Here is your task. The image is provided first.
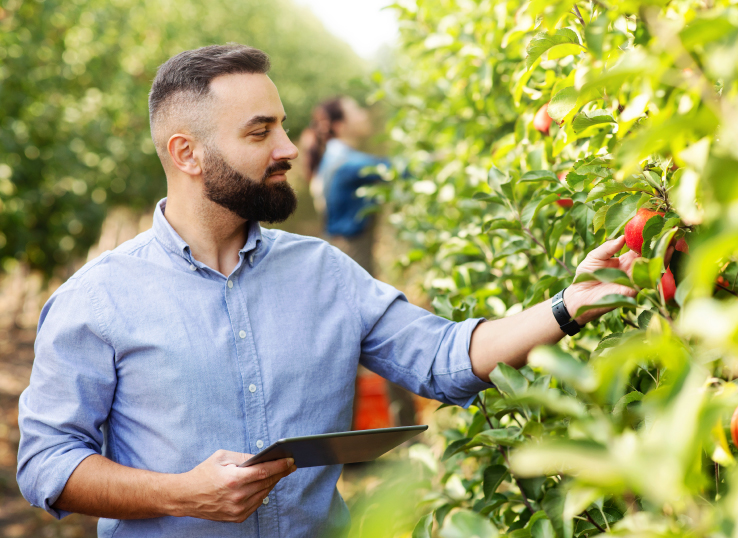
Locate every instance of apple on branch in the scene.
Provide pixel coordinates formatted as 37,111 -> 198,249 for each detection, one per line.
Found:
534,103 -> 553,135
555,171 -> 573,207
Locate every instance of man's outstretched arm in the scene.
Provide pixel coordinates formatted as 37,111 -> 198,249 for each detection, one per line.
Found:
469,236 -> 646,381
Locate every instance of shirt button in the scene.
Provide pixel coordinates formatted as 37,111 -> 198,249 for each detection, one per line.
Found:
262,496 -> 269,505
239,330 -> 246,339
189,264 -> 197,271
249,254 -> 255,264
227,280 -> 233,289
256,440 -> 264,449
249,384 -> 257,393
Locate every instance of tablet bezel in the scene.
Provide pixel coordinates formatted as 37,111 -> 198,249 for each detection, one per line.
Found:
238,425 -> 428,468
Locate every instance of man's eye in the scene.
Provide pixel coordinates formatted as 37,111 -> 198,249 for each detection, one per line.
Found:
254,130 -> 270,137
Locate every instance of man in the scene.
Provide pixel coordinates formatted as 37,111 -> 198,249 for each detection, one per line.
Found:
17,44 -> 639,537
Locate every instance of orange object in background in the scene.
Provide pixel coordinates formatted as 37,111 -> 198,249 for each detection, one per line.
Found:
353,371 -> 392,430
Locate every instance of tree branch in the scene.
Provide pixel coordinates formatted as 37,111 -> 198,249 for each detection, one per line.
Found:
522,225 -> 575,277
716,282 -> 738,297
584,510 -> 607,533
573,4 -> 586,26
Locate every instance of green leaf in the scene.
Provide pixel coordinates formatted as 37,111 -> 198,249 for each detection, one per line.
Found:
637,309 -> 654,329
522,193 -> 561,226
432,296 -> 455,319
653,227 -> 678,261
489,363 -> 529,395
520,170 -> 559,182
572,110 -> 615,133
573,268 -> 633,287
531,518 -> 555,538
484,218 -> 522,233
542,488 -> 572,538
509,389 -> 588,418
474,427 -> 523,447
586,178 -> 652,202
483,465 -> 509,499
632,258 -> 655,289
473,192 -> 505,204
526,29 -> 580,69
528,346 -> 597,392
604,195 -> 641,239
613,390 -> 643,415
571,204 -> 595,245
584,14 -> 608,59
442,437 -> 472,461
413,514 -> 434,538
592,204 -> 609,233
547,87 -> 579,122
640,215 -> 665,258
573,294 -> 637,318
439,510 -> 498,538
680,16 -> 737,50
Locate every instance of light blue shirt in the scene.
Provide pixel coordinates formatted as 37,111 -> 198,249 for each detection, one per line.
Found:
17,198 -> 490,538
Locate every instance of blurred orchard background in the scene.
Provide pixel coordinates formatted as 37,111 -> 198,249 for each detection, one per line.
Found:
4,0 -> 738,537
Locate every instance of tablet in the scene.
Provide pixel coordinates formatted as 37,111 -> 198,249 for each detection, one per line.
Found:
238,425 -> 428,468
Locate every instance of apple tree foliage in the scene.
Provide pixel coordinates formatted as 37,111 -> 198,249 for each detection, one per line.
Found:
0,0 -> 364,276
375,0 -> 738,536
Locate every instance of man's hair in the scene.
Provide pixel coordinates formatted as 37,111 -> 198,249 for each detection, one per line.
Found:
148,44 -> 271,161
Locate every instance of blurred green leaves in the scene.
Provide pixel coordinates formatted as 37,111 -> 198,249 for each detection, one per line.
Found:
0,0 -> 365,275
378,0 -> 738,536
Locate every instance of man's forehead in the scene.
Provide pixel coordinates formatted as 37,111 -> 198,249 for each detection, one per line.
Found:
208,72 -> 285,121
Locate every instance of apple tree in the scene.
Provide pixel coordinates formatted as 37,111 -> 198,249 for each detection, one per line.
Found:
375,0 -> 738,536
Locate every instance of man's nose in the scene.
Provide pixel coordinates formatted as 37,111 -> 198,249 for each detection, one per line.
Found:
273,128 -> 299,162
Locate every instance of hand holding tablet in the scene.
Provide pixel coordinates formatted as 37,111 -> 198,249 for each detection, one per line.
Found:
238,425 -> 428,468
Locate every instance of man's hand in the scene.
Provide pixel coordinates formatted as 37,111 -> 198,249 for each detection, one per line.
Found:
563,235 -> 674,326
563,236 -> 639,326
469,235 -> 676,380
173,450 -> 297,522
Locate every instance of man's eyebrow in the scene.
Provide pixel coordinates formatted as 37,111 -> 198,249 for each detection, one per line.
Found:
239,115 -> 287,130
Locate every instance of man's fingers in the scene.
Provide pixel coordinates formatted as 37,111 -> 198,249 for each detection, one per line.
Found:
215,449 -> 254,466
587,236 -> 627,261
236,458 -> 295,483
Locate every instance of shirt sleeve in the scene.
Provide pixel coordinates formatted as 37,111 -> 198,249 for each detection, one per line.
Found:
331,247 -> 493,408
16,277 -> 116,519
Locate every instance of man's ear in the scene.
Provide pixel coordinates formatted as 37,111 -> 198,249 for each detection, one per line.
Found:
167,133 -> 202,177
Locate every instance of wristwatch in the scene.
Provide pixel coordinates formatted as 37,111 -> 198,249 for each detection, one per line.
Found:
551,287 -> 581,336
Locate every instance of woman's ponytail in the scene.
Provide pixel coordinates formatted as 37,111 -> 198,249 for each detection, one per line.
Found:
303,97 -> 345,178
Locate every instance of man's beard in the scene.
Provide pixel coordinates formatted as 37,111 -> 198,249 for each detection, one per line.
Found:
201,146 -> 298,223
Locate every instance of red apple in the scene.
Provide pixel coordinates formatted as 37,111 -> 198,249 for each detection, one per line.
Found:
534,103 -> 553,135
659,267 -> 676,302
731,406 -> 738,448
675,237 -> 689,254
624,208 -> 665,254
555,172 -> 573,206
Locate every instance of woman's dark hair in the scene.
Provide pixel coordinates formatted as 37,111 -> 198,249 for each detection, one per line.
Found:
304,97 -> 345,176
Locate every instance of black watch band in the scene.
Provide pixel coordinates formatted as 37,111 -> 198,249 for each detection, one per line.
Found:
551,287 -> 581,336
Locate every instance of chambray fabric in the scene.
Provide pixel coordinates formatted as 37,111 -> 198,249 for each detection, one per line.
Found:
17,198 -> 491,538
319,138 -> 389,237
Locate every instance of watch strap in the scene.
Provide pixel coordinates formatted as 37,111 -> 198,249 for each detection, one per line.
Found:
551,288 -> 581,336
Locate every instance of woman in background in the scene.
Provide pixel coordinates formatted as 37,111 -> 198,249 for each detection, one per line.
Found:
301,97 -> 416,429
302,96 -> 388,276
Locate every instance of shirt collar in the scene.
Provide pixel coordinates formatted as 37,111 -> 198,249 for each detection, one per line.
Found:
152,198 -> 262,263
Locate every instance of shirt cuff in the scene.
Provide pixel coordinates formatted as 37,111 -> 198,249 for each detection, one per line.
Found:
443,317 -> 495,408
41,449 -> 98,520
